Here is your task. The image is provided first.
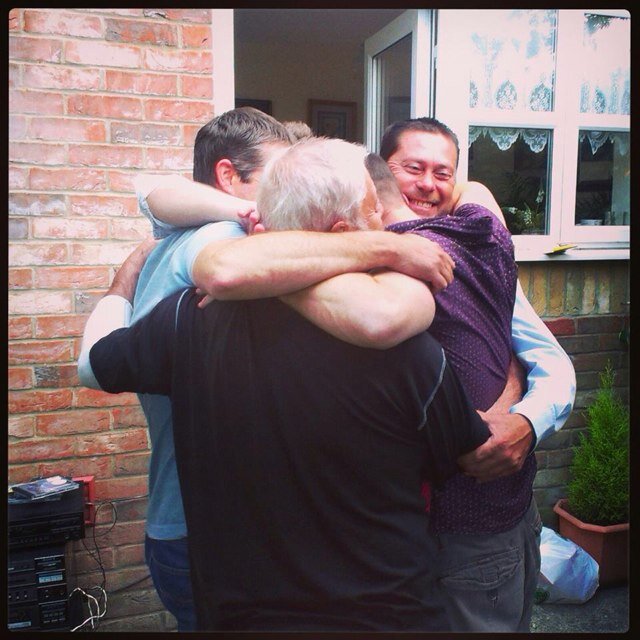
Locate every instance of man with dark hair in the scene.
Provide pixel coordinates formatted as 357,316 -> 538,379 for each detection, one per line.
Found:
79,138 -> 490,631
376,117 -> 576,631
79,109 -> 456,630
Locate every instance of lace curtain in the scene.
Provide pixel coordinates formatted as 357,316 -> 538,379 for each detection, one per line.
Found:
468,10 -> 557,112
580,15 -> 630,115
469,127 -> 549,153
579,131 -> 629,157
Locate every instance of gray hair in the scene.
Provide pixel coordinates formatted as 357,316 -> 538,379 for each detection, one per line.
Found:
257,137 -> 370,232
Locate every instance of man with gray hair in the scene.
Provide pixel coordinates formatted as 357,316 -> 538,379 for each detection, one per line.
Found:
79,136 -> 491,631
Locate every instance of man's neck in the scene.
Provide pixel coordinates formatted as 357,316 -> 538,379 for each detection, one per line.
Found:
384,204 -> 421,226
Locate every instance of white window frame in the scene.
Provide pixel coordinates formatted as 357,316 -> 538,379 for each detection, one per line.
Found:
435,9 -> 629,262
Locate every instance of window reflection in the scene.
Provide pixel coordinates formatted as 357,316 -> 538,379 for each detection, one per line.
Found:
575,131 -> 629,226
468,127 -> 550,235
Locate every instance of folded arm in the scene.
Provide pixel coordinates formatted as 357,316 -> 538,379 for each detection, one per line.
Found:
281,269 -> 436,349
192,229 -> 455,302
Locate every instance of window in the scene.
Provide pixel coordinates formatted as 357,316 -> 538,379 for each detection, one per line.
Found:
435,9 -> 629,258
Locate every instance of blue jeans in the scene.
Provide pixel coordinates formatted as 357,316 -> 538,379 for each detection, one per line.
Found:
145,536 -> 197,631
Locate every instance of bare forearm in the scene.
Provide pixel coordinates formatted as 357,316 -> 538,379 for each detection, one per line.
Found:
281,270 -> 435,349
488,354 -> 527,414
452,181 -> 507,226
192,229 -> 454,300
145,175 -> 254,227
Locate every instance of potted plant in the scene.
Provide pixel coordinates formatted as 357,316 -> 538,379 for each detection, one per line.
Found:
554,364 -> 629,585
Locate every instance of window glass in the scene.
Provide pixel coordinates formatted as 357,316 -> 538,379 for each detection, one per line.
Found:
580,14 -> 630,115
575,131 -> 630,227
468,126 -> 551,235
468,9 -> 557,112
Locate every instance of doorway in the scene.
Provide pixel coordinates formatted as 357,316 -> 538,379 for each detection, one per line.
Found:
233,9 -> 404,144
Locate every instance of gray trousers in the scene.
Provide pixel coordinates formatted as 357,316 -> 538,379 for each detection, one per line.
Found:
430,498 -> 542,632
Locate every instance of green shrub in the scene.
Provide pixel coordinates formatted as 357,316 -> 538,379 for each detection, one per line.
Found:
567,364 -> 629,525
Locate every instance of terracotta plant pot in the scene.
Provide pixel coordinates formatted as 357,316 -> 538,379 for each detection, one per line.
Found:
553,499 -> 628,586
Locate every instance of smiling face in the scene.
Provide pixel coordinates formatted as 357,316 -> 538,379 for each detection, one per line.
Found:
386,130 -> 458,219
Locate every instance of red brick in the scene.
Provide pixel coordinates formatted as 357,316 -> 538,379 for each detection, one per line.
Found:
69,194 -> 139,218
32,217 -> 110,240
75,387 -> 140,408
9,268 -> 33,289
36,409 -> 111,435
144,98 -> 212,123
30,167 -> 107,191
24,10 -> 103,37
181,24 -> 211,48
114,543 -> 146,567
9,388 -> 73,413
34,364 -> 81,389
112,406 -> 148,430
107,171 -> 137,193
37,267 -> 111,290
8,340 -> 73,365
575,315 -> 625,335
76,429 -> 149,457
10,88 -> 64,115
9,194 -> 67,217
65,40 -> 142,68
114,496 -> 149,522
105,70 -> 177,96
9,415 -> 36,439
9,8 -> 21,30
68,144 -> 144,170
145,147 -> 193,171
160,9 -> 212,23
39,456 -> 113,483
9,291 -> 73,315
111,218 -> 153,240
9,367 -> 33,390
114,451 -> 150,476
74,548 -> 116,574
69,241 -> 141,266
9,114 -> 28,140
9,436 -> 77,464
93,9 -> 145,18
74,291 -> 106,315
9,242 -> 68,266
91,519 -> 147,550
544,317 -> 576,336
105,18 -> 178,46
183,124 -> 201,147
181,75 -> 212,99
29,117 -> 107,143
34,315 -> 87,339
68,94 -> 144,120
143,49 -> 212,74
9,317 -> 33,340
9,143 -> 67,166
111,121 -> 181,145
8,464 -> 41,485
9,35 -> 63,63
23,64 -> 102,91
9,62 -> 19,87
9,218 -> 29,240
9,166 -> 29,190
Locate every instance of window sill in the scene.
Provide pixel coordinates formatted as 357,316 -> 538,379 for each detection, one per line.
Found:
515,246 -> 629,262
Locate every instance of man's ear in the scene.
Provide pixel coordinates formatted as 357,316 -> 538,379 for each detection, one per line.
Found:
214,159 -> 237,194
329,220 -> 349,233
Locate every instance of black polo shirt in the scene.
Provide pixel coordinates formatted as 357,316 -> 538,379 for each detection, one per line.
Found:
91,289 -> 489,631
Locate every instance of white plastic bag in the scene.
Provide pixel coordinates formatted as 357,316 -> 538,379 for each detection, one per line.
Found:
536,526 -> 599,604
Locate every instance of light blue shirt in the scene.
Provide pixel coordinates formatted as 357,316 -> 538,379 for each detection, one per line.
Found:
133,196 -> 245,539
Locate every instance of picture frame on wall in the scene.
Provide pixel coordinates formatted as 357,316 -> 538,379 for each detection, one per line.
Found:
235,98 -> 273,115
308,99 -> 357,141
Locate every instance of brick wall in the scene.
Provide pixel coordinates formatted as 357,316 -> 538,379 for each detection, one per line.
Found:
519,261 -> 630,525
8,7 -> 630,632
8,8 -> 215,632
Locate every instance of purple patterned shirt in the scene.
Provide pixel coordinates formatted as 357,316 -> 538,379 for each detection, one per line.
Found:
387,203 -> 537,534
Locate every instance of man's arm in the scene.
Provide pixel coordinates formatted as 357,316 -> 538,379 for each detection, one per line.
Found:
281,269 -> 436,349
452,181 -> 507,226
77,238 -> 157,390
135,174 -> 255,237
192,229 -> 455,301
